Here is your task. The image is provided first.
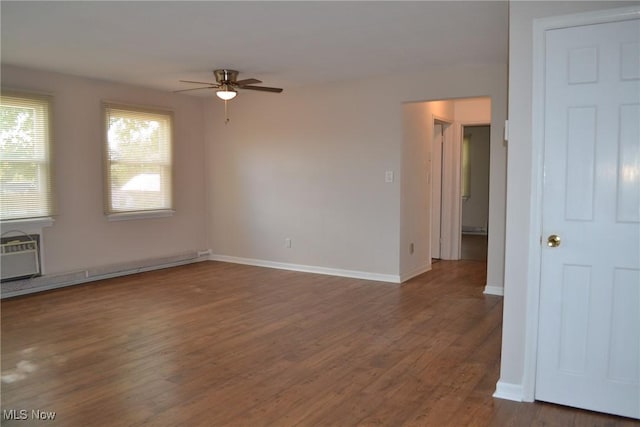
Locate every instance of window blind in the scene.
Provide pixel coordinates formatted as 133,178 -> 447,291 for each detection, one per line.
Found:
0,92 -> 54,220
104,104 -> 173,215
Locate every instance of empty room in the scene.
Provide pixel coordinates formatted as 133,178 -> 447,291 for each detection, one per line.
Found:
1,1 -> 638,425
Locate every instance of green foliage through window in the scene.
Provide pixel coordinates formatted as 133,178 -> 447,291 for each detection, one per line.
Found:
0,93 -> 52,220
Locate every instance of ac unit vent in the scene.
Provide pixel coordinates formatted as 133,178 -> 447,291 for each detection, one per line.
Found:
1,236 -> 41,282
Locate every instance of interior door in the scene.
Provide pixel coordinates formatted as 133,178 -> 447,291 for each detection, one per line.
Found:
536,17 -> 640,418
431,123 -> 443,259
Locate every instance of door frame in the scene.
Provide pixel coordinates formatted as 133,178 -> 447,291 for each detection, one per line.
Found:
431,116 -> 459,260
522,5 -> 640,402
431,120 -> 444,260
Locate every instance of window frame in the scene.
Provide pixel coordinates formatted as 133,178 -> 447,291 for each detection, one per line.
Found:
0,90 -> 55,222
102,102 -> 175,220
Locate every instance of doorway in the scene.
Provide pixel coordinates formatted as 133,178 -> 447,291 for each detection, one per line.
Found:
427,98 -> 492,263
461,125 -> 490,261
400,96 -> 496,284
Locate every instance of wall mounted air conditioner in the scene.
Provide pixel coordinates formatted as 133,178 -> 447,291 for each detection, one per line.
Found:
1,238 -> 41,281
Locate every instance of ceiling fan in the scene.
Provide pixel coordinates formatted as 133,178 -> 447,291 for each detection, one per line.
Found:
175,69 -> 283,100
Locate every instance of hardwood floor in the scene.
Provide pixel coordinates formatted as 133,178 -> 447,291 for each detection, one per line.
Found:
1,260 -> 636,426
461,234 -> 488,261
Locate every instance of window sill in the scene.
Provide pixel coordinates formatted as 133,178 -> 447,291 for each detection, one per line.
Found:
107,210 -> 175,222
0,217 -> 55,234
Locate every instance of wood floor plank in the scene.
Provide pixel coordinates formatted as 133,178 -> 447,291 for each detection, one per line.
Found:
2,260 -> 636,426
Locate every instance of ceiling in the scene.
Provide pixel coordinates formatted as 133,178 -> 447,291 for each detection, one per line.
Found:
1,1 -> 508,95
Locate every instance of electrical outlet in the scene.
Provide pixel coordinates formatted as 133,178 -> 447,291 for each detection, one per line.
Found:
409,243 -> 414,254
385,170 -> 394,183
285,238 -> 292,248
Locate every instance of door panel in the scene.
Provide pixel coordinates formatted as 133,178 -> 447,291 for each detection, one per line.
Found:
608,268 -> 640,383
618,104 -> 640,222
536,17 -> 640,419
565,106 -> 596,220
557,264 -> 590,374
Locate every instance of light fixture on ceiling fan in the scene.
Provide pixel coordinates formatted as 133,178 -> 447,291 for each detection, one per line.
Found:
215,84 -> 237,101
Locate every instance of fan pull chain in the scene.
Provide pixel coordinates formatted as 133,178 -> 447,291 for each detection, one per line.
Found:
224,100 -> 230,124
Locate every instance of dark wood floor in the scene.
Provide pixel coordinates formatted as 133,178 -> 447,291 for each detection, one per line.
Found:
1,260 -> 637,426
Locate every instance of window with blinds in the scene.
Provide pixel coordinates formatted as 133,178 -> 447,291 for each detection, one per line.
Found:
104,103 -> 173,216
0,92 -> 54,220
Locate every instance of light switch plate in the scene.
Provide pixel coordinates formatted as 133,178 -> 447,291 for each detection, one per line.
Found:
385,171 -> 394,183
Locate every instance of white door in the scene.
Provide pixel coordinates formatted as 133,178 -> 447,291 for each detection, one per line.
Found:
431,123 -> 443,259
536,17 -> 640,418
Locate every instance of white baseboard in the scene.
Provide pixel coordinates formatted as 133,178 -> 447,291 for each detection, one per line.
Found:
484,285 -> 504,296
493,380 -> 525,402
210,254 -> 401,283
461,227 -> 488,235
1,250 -> 211,299
399,264 -> 431,283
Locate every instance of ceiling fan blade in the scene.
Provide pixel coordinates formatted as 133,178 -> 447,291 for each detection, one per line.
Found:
173,86 -> 217,93
234,78 -> 262,86
180,80 -> 219,86
240,85 -> 283,93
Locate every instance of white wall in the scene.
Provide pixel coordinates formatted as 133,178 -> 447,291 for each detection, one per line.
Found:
499,0 -> 636,399
205,77 -> 402,276
1,65 -> 208,275
205,64 -> 507,282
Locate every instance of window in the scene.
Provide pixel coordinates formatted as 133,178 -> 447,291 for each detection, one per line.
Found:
0,92 -> 53,221
104,103 -> 173,217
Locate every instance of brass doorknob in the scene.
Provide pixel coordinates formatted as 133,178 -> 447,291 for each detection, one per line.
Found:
547,235 -> 561,247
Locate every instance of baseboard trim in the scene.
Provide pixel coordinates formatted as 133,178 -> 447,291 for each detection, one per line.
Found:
210,254 -> 401,283
399,264 -> 431,283
493,380 -> 525,402
484,285 -> 504,296
1,251 -> 210,299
